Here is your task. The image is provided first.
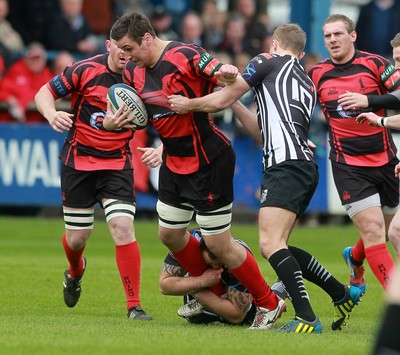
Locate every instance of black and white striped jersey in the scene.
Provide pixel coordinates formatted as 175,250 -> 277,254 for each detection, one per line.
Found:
242,53 -> 316,170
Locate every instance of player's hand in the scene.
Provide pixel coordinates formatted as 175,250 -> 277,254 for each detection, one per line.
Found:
338,91 -> 369,110
103,100 -> 137,130
137,146 -> 163,168
356,112 -> 380,126
395,163 -> 400,178
307,139 -> 316,157
199,268 -> 223,288
214,64 -> 239,85
46,110 -> 74,133
168,95 -> 190,114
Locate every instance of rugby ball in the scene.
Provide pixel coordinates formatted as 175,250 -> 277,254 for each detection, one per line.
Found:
107,83 -> 148,129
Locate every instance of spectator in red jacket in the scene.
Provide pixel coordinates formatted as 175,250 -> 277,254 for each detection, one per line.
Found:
1,42 -> 53,122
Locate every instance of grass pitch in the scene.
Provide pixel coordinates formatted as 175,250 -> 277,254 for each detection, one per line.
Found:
0,216 -> 391,354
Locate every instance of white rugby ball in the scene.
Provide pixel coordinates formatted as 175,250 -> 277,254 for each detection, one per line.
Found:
107,83 -> 148,129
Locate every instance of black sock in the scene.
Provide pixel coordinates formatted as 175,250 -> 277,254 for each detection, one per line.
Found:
288,245 -> 345,302
373,305 -> 400,353
269,248 -> 316,322
350,250 -> 363,267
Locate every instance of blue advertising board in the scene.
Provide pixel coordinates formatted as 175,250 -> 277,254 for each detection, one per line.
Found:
0,123 -> 64,205
0,123 -> 329,213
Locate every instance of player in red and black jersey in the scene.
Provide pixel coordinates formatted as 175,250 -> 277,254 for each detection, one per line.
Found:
336,32 -> 400,266
307,14 -> 399,292
107,11 -> 285,329
35,38 -> 152,320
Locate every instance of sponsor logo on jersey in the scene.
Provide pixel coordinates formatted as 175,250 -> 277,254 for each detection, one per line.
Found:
381,64 -> 396,82
52,74 -> 71,96
358,78 -> 366,91
382,66 -> 400,90
327,87 -> 339,96
197,52 -> 221,76
337,104 -> 362,118
242,62 -> 256,79
89,111 -> 107,130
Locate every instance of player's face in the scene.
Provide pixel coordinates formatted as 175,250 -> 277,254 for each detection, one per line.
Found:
393,46 -> 400,70
106,39 -> 126,74
116,34 -> 152,68
323,21 -> 356,64
202,250 -> 223,269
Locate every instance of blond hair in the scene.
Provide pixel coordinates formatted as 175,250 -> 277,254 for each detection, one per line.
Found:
273,24 -> 306,56
390,33 -> 400,48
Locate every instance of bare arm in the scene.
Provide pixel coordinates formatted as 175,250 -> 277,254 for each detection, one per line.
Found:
35,85 -> 73,133
338,91 -> 400,110
195,286 -> 253,324
337,91 -> 369,109
356,111 -> 400,129
137,143 -> 163,168
159,263 -> 223,296
168,75 -> 251,114
230,100 -> 261,143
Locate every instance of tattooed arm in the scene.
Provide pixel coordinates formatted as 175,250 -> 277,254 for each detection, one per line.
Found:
193,286 -> 254,324
159,262 -> 223,296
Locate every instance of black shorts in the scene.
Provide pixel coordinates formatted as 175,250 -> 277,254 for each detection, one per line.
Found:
158,147 -> 235,212
260,160 -> 319,218
331,159 -> 399,206
60,164 -> 135,208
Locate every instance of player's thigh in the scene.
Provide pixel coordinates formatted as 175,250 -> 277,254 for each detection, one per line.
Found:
260,160 -> 318,218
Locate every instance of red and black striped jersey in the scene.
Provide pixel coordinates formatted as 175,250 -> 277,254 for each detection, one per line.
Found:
307,50 -> 400,167
123,41 -> 231,175
47,53 -> 134,171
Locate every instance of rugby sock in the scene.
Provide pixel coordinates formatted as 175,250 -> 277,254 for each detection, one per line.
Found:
351,238 -> 365,265
373,305 -> 400,354
365,243 -> 395,289
62,233 -> 85,278
269,248 -> 316,322
229,248 -> 278,310
172,234 -> 224,296
288,246 -> 344,301
116,241 -> 141,310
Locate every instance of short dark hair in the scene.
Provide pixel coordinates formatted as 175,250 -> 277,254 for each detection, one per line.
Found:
323,14 -> 355,33
110,12 -> 156,44
199,237 -> 218,260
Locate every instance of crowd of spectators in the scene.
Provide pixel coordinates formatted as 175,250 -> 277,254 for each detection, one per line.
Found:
0,0 -> 275,125
0,0 -> 392,195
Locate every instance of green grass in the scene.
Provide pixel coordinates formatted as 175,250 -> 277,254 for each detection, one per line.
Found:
0,216 -> 391,354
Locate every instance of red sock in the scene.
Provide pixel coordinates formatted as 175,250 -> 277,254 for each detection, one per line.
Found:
229,249 -> 277,309
351,238 -> 365,263
116,241 -> 141,310
62,233 -> 85,278
172,234 -> 224,296
365,243 -> 395,289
